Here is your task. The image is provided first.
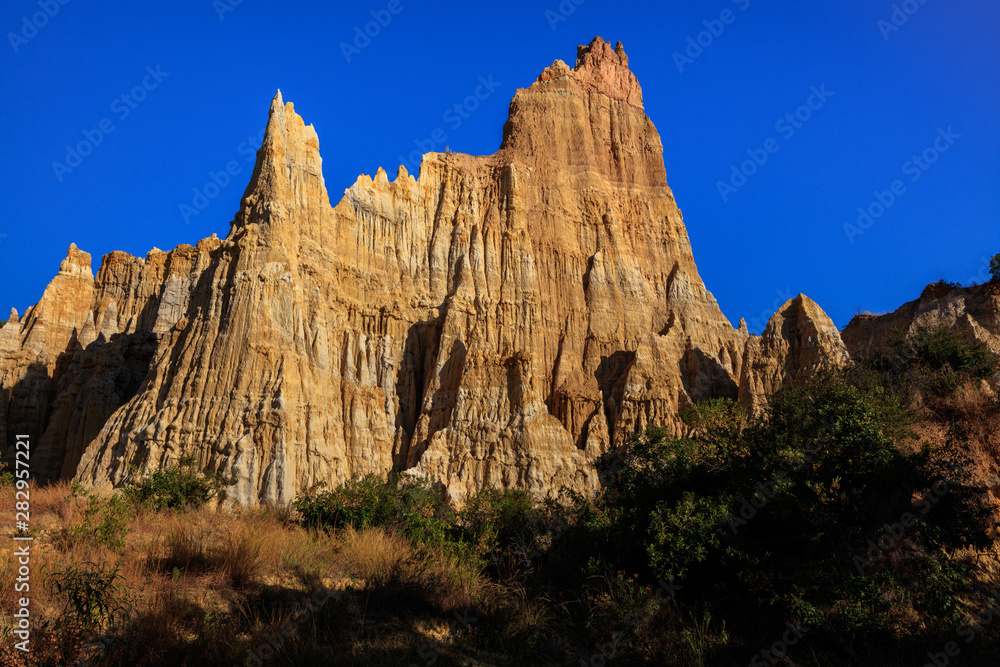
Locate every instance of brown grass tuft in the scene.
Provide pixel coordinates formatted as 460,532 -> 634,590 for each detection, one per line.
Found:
335,525 -> 412,585
216,522 -> 266,589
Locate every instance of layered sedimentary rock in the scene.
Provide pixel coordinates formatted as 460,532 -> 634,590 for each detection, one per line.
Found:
738,295 -> 851,415
842,282 -> 1000,359
1,38 -> 848,504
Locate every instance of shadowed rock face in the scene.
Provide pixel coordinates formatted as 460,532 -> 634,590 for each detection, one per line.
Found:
0,37 -> 848,504
738,295 -> 852,416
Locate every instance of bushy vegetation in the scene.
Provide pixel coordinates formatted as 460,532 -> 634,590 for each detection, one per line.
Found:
3,331 -> 999,666
57,484 -> 133,552
458,487 -> 548,576
893,327 -> 997,380
292,472 -> 457,549
561,374 -> 993,654
991,252 -> 1000,283
45,562 -> 131,629
857,326 -> 998,399
121,456 -> 233,510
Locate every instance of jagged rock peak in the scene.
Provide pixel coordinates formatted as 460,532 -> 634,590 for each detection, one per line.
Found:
60,243 -> 94,280
576,36 -> 629,68
738,294 -> 851,414
575,36 -> 642,107
505,37 -> 661,187
232,89 -> 330,234
769,295 -> 851,370
534,36 -> 643,108
765,295 -> 844,342
0,40 -> 855,506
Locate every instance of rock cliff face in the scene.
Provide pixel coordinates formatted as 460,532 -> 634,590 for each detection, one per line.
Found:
738,295 -> 851,415
1,38 -> 848,504
842,282 -> 1000,358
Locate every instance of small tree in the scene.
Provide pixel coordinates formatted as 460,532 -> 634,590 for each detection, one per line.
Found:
990,252 -> 1000,283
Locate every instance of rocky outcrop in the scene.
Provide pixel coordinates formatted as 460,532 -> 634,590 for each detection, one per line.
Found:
738,295 -> 851,415
843,282 -> 1000,359
0,37 -> 847,504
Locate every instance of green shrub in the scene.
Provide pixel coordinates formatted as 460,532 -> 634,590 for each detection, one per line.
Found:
892,327 -> 997,379
292,473 -> 455,548
45,561 -> 131,628
559,371 -> 996,653
647,492 -> 729,580
990,252 -> 1000,283
0,461 -> 12,487
293,473 -> 397,530
857,326 -> 998,399
58,484 -> 133,552
392,475 -> 455,548
458,488 -> 545,571
121,456 -> 233,510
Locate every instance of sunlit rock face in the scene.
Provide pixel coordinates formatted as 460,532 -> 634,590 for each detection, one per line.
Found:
842,282 -> 1000,359
738,295 -> 852,416
0,37 -> 848,504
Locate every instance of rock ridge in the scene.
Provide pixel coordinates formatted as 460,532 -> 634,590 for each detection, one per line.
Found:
842,282 -> 1000,359
0,37 -> 849,504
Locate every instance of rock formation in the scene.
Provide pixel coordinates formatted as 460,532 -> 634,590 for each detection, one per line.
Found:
738,295 -> 851,415
842,281 -> 1000,359
0,37 -> 849,504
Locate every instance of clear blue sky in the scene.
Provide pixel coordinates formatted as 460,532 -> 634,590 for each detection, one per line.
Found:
2,0 -> 998,333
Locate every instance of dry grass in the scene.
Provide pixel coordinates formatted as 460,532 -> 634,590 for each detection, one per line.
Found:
335,525 -> 412,584
419,545 -> 483,611
216,522 -> 266,589
279,527 -> 337,588
941,382 -> 1000,475
916,381 -> 1000,517
4,379 -> 998,667
27,480 -> 73,526
2,483 -> 489,665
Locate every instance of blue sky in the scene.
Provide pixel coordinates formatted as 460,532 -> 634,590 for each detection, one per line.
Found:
2,0 -> 998,332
